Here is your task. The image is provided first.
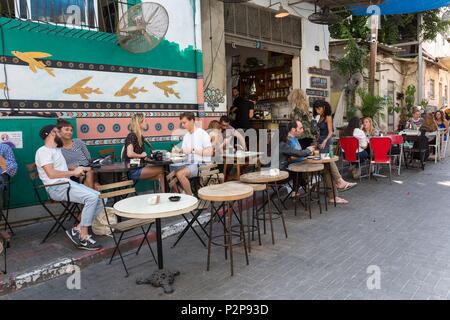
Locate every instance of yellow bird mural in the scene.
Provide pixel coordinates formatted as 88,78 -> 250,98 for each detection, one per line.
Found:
0,82 -> 8,91
153,80 -> 181,99
114,77 -> 148,99
11,51 -> 55,77
63,77 -> 103,100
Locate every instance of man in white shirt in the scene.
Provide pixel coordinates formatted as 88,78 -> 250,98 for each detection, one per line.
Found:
171,112 -> 213,195
35,125 -> 102,251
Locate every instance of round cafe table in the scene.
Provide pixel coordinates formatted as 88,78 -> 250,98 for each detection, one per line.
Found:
302,156 -> 339,206
113,193 -> 198,293
240,170 -> 289,244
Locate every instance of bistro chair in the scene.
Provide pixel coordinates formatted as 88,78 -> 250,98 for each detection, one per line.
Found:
1,173 -> 13,234
340,136 -> 369,181
389,134 -> 404,175
26,163 -> 81,243
369,137 -> 392,183
428,130 -> 441,163
98,180 -> 156,277
0,230 -> 10,274
441,130 -> 449,160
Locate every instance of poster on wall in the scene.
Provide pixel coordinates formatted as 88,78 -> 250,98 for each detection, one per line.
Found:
1,131 -> 23,149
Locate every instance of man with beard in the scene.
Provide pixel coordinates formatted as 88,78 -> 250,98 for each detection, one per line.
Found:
35,125 -> 102,251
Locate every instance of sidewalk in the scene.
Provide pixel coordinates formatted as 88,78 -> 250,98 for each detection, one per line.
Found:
0,210 -> 210,295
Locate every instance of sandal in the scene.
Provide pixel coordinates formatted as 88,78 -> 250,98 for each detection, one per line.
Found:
337,182 -> 357,192
329,197 -> 349,204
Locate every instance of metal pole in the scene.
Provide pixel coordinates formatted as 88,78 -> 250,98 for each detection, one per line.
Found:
369,14 -> 378,96
417,13 -> 424,105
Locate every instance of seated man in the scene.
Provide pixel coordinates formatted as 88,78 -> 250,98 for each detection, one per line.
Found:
56,118 -> 95,189
0,143 -> 18,210
220,115 -> 246,151
35,125 -> 102,251
171,112 -> 213,195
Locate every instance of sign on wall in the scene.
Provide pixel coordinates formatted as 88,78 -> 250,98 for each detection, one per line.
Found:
310,77 -> 328,89
0,131 -> 23,149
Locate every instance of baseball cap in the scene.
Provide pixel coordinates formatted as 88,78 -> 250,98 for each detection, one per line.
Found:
39,125 -> 56,140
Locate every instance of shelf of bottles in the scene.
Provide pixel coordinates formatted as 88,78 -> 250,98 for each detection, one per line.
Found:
239,67 -> 292,103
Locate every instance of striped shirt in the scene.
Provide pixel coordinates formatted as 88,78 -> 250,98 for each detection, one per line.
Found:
60,139 -> 91,168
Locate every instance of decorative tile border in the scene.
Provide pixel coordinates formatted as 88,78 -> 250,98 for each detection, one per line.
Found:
0,55 -> 198,79
0,100 -> 198,111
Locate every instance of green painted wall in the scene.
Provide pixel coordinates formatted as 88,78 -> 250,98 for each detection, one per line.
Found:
0,17 -> 201,73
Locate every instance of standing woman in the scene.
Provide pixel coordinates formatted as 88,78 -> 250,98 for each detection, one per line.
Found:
288,89 -> 317,143
124,113 -> 165,192
313,100 -> 333,153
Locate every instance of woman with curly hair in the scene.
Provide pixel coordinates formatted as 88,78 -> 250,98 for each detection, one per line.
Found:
288,89 -> 317,142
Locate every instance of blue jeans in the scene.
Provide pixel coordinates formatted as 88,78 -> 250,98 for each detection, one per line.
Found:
47,180 -> 102,227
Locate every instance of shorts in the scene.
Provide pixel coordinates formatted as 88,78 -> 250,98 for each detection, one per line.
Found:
128,167 -> 143,181
169,162 -> 199,177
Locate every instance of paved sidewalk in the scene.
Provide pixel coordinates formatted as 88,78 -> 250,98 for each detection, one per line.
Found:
3,159 -> 450,299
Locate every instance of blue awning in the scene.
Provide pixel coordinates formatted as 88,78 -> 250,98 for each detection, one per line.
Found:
351,0 -> 450,15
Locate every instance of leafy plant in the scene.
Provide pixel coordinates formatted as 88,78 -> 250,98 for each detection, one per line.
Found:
356,88 -> 389,119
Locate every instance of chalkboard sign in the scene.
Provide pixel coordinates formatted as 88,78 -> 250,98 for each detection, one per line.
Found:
306,89 -> 328,97
309,96 -> 326,108
310,76 -> 328,89
308,67 -> 331,76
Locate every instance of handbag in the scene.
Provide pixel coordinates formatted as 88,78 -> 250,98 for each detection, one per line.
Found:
92,207 -> 117,236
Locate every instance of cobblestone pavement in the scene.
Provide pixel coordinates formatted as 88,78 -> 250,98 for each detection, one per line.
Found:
3,160 -> 450,300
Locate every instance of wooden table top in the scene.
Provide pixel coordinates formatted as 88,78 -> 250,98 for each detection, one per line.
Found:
302,156 -> 339,164
288,163 -> 324,173
93,162 -> 138,173
240,170 -> 289,184
113,193 -> 199,219
198,182 -> 253,202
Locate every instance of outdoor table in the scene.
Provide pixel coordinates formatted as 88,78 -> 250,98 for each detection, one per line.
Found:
302,156 -> 339,206
240,170 -> 289,244
198,182 -> 253,276
113,193 -> 198,293
223,151 -> 263,181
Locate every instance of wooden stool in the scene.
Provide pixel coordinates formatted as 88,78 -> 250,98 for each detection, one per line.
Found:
240,171 -> 289,245
198,182 -> 253,276
288,163 -> 325,219
0,231 -> 11,274
233,182 -> 267,252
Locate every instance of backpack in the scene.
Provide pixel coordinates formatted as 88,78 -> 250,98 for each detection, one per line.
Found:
92,207 -> 117,236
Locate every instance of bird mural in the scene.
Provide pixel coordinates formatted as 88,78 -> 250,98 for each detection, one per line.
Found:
63,77 -> 103,100
114,77 -> 148,99
153,80 -> 180,99
11,51 -> 55,77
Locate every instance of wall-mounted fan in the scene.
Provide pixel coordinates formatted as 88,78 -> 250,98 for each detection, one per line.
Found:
117,2 -> 169,54
308,6 -> 339,25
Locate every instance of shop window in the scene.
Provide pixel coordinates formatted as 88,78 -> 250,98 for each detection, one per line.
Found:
16,0 -> 99,29
0,0 -> 15,18
429,79 -> 435,100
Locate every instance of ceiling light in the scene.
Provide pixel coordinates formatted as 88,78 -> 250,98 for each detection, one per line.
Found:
275,5 -> 289,18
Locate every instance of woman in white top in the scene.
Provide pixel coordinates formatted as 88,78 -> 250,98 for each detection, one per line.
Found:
342,117 -> 369,179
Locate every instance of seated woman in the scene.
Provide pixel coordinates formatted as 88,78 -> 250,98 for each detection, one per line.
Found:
342,117 -> 369,180
57,118 -> 95,189
220,116 -> 246,151
406,108 -> 424,130
421,112 -> 438,142
362,117 -> 376,138
435,110 -> 449,137
124,113 -> 165,192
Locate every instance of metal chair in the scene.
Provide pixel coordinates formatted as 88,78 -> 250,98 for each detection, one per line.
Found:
369,137 -> 393,183
26,163 -> 81,243
340,136 -> 369,181
0,231 -> 10,274
389,135 -> 404,175
98,180 -> 157,277
428,130 -> 441,163
441,130 -> 449,160
1,174 -> 13,234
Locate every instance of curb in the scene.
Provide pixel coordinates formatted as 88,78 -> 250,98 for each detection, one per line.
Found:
0,213 -> 211,296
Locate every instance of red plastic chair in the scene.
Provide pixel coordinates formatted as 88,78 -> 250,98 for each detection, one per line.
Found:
369,137 -> 392,183
389,135 -> 404,175
340,136 -> 367,181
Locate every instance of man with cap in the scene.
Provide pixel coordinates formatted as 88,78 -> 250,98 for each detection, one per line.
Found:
35,124 -> 102,251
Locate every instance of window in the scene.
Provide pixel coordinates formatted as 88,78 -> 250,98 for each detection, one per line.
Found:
0,0 -> 15,18
429,79 -> 435,100
17,0 -> 99,29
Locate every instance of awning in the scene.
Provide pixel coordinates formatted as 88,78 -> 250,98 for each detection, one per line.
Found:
351,0 -> 450,15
